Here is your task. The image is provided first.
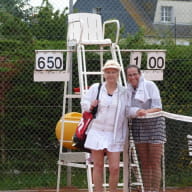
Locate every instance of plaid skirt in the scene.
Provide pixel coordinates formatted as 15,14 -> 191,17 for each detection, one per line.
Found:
130,116 -> 166,144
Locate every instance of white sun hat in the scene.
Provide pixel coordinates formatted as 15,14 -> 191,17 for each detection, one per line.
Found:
102,60 -> 121,71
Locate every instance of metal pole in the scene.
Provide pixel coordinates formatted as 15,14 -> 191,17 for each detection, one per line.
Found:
69,0 -> 73,13
67,0 -> 74,113
66,0 -> 73,187
174,17 -> 176,45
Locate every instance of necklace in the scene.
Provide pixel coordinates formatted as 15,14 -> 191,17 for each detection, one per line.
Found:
106,84 -> 117,96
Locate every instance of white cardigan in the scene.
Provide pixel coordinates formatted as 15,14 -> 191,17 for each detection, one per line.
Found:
127,75 -> 162,118
81,82 -> 128,144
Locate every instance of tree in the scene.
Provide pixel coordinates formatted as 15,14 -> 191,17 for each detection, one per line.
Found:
0,11 -> 33,41
30,5 -> 68,40
0,0 -> 29,18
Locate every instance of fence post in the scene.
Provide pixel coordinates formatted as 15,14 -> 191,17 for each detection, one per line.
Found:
67,0 -> 73,187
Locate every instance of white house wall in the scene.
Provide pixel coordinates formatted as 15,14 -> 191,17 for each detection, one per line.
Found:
154,0 -> 192,25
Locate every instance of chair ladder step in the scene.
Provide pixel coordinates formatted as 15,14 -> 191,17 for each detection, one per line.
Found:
82,71 -> 103,75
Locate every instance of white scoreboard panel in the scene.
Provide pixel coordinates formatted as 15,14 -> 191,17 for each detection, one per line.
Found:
34,50 -> 69,82
34,49 -> 166,82
129,50 -> 166,80
35,50 -> 64,70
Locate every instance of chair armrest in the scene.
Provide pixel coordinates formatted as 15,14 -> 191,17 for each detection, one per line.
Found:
103,19 -> 120,44
67,19 -> 84,45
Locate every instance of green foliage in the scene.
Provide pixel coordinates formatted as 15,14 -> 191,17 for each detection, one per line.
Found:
30,6 -> 68,40
166,169 -> 192,187
0,171 -> 58,190
0,0 -> 27,18
0,0 -> 68,41
120,28 -> 146,49
0,12 -> 33,41
160,45 -> 192,114
104,20 -> 125,43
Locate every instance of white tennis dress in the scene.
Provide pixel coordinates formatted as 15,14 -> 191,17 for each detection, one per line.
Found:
81,82 -> 128,152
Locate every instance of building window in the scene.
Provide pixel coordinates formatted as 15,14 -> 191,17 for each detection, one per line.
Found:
92,7 -> 102,15
161,6 -> 173,23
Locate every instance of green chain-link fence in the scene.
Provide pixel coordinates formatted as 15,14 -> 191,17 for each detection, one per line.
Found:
1,0 -> 192,191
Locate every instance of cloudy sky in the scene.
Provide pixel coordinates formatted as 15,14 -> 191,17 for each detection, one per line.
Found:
29,0 -> 77,12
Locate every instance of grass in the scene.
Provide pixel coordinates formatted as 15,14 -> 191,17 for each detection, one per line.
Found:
0,168 -> 192,190
166,170 -> 192,187
0,168 -> 88,190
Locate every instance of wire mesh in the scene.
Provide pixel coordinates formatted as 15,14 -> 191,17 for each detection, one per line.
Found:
0,0 -> 192,191
129,112 -> 192,192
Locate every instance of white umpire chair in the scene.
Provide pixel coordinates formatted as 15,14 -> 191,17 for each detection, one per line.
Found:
56,12 -> 143,192
66,12 -> 126,92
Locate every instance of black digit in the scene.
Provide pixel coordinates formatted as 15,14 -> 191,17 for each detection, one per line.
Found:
38,57 -> 45,69
157,57 -> 164,68
149,57 -> 156,68
47,57 -> 54,68
55,57 -> 62,69
134,56 -> 138,66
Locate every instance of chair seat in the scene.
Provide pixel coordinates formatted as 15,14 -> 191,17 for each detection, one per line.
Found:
81,39 -> 112,45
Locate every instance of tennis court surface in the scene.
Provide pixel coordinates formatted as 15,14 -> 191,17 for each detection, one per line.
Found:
1,186 -> 192,192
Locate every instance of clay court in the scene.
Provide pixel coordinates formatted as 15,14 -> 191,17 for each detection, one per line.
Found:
6,186 -> 192,192
44,187 -> 192,192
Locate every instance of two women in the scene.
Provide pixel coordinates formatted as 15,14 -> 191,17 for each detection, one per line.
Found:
81,61 -> 165,192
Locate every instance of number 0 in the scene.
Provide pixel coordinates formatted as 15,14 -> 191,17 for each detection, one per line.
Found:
157,57 -> 164,68
55,57 -> 62,69
149,57 -> 156,68
148,56 -> 165,69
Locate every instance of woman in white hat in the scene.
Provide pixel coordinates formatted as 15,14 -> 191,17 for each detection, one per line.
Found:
81,60 -> 128,192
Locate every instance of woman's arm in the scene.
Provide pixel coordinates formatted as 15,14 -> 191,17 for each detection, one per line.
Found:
80,83 -> 100,112
136,82 -> 162,116
136,108 -> 161,116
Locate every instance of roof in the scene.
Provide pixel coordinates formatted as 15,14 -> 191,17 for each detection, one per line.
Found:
73,0 -> 139,35
119,0 -> 157,34
73,0 -> 192,38
153,24 -> 192,38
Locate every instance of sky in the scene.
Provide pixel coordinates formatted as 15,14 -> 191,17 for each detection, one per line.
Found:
29,0 -> 77,12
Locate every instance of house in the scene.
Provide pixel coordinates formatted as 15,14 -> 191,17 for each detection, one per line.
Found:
73,0 -> 192,45
153,0 -> 192,45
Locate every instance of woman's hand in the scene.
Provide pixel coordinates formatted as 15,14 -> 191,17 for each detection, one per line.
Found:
136,109 -> 147,116
90,100 -> 99,111
136,108 -> 161,116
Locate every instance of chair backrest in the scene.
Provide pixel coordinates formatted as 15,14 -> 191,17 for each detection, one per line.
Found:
67,13 -> 103,45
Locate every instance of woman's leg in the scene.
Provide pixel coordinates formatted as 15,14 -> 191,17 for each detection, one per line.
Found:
107,151 -> 121,192
136,143 -> 151,192
91,150 -> 104,192
148,144 -> 163,192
